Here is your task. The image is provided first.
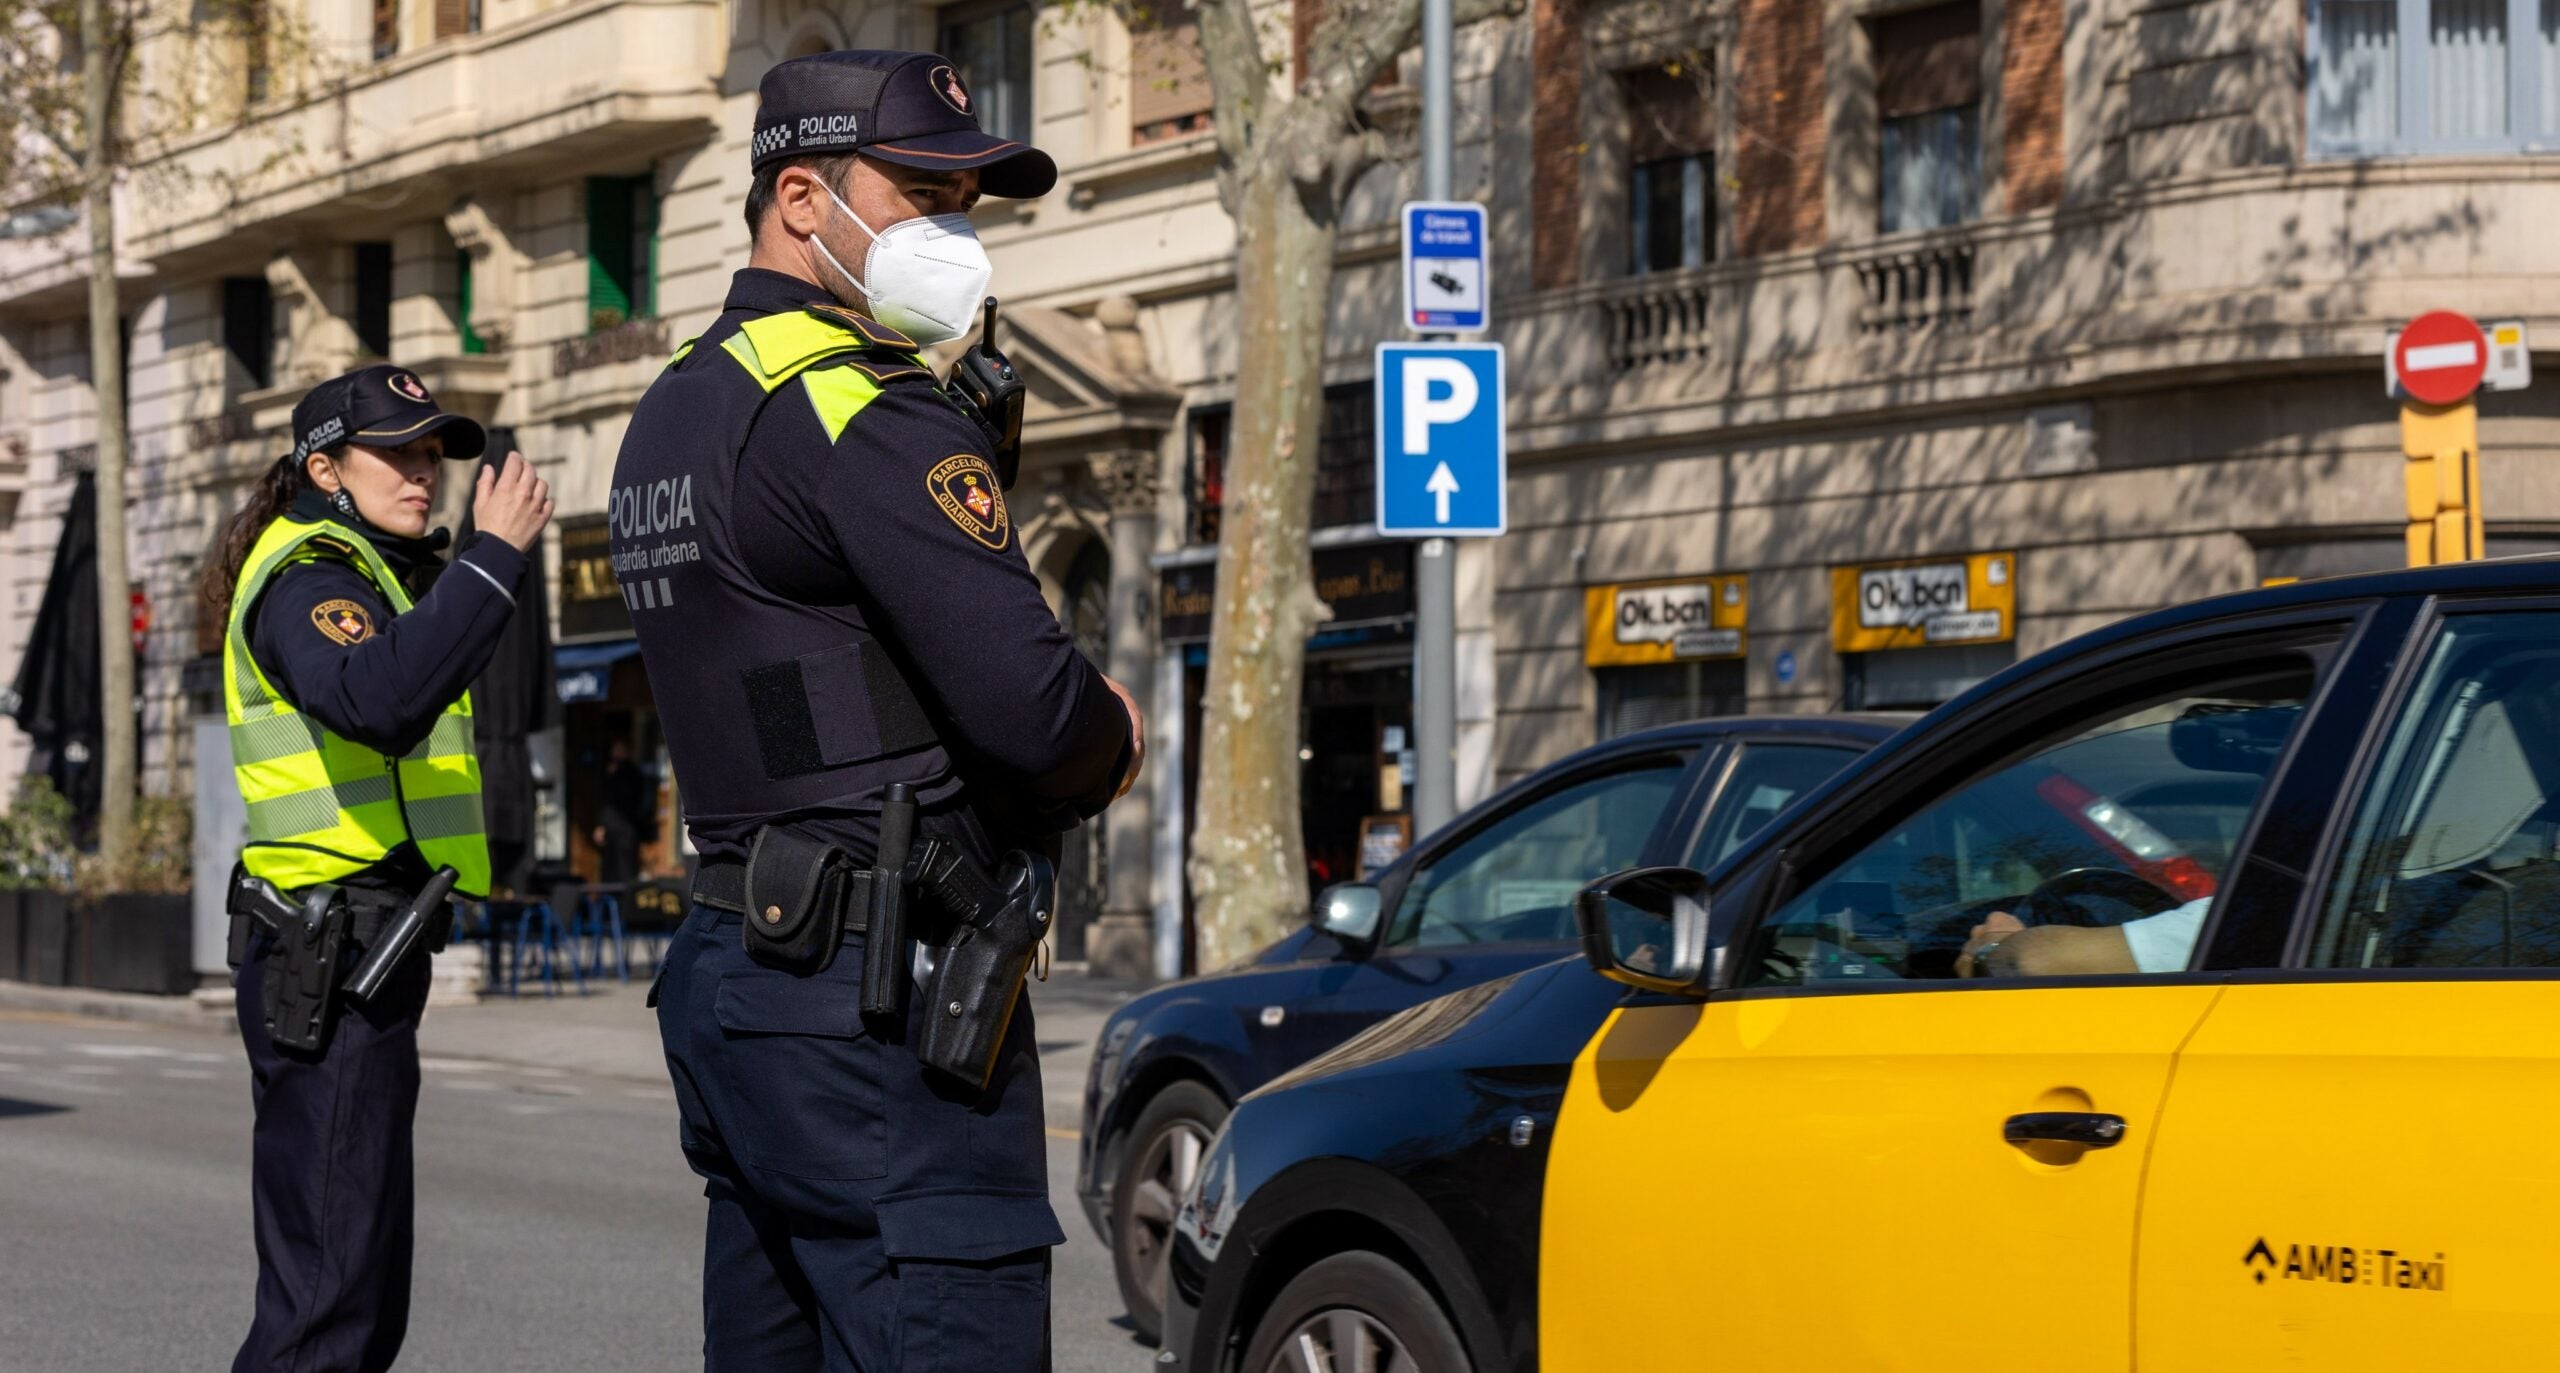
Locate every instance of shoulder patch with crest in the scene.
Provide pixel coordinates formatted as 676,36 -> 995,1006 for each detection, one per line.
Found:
311,599 -> 375,646
927,455 -> 1010,551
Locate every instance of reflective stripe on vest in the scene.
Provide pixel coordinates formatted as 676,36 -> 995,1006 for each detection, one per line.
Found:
222,516 -> 492,899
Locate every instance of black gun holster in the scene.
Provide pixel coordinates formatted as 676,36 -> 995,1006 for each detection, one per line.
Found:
226,867 -> 454,1055
906,840 -> 1055,1091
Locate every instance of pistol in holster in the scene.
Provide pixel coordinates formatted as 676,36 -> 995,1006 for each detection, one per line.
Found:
905,838 -> 1055,1091
226,863 -> 459,1055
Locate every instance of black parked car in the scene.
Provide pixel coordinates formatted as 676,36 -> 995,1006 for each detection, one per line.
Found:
1077,713 -> 1902,1339
1159,558 -> 2560,1373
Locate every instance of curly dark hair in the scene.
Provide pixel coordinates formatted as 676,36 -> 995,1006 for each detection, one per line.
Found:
198,452 -> 307,630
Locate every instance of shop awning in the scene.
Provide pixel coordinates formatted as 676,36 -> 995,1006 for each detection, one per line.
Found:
555,638 -> 643,702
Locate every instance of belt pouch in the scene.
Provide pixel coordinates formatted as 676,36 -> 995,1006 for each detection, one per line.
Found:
743,826 -> 851,973
917,851 -> 1054,1090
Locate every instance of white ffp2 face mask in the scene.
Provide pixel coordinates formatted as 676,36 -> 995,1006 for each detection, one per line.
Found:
810,182 -> 992,346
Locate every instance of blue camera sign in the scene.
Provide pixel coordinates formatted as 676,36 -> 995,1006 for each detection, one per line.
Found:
1403,201 -> 1489,334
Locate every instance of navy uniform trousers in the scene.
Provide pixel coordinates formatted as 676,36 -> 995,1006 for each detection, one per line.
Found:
232,936 -> 433,1373
657,906 -> 1063,1372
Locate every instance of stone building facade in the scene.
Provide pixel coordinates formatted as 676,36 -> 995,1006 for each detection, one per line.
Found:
1,0 -> 2553,981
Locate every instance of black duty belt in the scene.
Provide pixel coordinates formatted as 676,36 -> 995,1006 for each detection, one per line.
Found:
692,858 -> 874,935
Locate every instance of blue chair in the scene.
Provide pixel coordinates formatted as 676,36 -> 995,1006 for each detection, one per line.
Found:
506,898 -> 585,998
572,889 -> 634,983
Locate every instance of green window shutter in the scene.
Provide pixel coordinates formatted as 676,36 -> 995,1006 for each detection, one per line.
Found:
456,249 -> 485,355
631,178 -> 660,320
587,177 -> 633,330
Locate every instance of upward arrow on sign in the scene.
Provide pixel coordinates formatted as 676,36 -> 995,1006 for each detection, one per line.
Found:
1426,461 -> 1460,524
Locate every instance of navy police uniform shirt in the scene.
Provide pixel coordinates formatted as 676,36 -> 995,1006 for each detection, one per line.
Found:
630,268 -> 1131,862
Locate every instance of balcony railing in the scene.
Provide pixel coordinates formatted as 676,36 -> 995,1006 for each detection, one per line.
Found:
1852,238 -> 1977,333
1600,267 -> 1712,371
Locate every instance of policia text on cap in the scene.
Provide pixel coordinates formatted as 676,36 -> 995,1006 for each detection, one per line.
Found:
610,50 -> 1145,1370
199,364 -> 552,1373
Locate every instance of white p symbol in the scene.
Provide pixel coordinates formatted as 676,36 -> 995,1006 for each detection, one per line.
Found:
1401,358 -> 1479,454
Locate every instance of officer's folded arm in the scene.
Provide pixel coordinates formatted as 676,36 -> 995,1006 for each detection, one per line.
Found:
742,383 -> 1139,812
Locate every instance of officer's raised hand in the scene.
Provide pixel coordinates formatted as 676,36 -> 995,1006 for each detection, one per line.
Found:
472,451 -> 554,551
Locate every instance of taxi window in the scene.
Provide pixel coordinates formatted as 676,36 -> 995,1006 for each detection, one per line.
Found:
1738,666 -> 2318,988
2311,613 -> 2560,970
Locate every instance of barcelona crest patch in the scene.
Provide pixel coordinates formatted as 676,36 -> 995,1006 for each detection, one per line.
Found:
310,598 -> 375,646
928,454 -> 1010,551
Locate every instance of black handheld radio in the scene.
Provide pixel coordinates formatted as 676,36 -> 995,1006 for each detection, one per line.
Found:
945,297 -> 1027,489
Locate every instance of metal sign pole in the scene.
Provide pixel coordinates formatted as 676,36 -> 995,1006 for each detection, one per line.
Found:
1412,0 -> 1457,835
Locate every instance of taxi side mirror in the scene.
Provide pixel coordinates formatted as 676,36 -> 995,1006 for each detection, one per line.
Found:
1577,866 -> 1712,994
1312,882 -> 1384,945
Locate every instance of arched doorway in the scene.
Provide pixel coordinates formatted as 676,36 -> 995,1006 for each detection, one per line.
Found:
1053,536 -> 1110,961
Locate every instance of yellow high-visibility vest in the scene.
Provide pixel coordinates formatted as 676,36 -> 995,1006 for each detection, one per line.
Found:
222,515 -> 491,898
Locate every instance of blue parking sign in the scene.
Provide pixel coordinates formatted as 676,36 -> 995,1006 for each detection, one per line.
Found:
1375,343 -> 1505,538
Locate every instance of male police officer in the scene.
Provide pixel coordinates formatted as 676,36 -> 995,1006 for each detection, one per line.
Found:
609,50 -> 1144,1370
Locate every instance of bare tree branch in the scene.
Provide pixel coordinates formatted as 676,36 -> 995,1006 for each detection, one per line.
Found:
1195,0 -> 1268,171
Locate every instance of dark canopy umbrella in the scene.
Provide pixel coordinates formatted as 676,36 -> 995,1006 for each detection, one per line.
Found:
455,428 -> 554,894
4,471 -> 102,826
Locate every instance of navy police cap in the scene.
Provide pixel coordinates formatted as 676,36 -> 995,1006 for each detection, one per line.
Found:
750,49 -> 1059,199
290,364 -> 487,464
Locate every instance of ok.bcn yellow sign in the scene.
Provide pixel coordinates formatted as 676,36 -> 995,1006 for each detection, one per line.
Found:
1585,575 -> 1749,667
1830,552 -> 2017,654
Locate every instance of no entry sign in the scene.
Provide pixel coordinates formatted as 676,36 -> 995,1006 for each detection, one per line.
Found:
2392,311 -> 2490,406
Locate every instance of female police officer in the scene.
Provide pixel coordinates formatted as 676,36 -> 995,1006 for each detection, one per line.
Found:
198,364 -> 550,1373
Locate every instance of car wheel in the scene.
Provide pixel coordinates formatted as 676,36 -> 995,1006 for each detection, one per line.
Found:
1112,1079 -> 1229,1344
1240,1251 -> 1471,1373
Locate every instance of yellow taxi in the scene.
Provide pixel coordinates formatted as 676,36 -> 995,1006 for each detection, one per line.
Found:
1165,559 -> 2560,1372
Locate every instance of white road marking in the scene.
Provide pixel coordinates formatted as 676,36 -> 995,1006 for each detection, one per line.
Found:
70,1044 -> 175,1059
0,1044 -> 46,1057
158,1068 -> 218,1081
25,1077 -> 119,1096
437,1079 -> 498,1092
504,1103 -> 560,1116
59,1065 -> 118,1076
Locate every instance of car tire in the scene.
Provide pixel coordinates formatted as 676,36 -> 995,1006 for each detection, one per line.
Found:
1240,1251 -> 1472,1373
1112,1079 -> 1229,1345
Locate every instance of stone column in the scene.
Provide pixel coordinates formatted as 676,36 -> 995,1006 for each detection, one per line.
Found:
1084,447 -> 1160,981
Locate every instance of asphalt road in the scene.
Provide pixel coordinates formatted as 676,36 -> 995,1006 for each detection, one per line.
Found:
0,997 -> 1157,1373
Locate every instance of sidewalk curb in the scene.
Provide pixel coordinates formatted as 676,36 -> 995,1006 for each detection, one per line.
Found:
0,979 -> 233,1033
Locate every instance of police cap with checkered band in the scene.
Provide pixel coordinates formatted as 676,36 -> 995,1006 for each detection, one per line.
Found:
289,364 -> 487,464
749,49 -> 1058,199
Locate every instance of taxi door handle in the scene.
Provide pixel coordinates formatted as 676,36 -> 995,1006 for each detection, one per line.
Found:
2004,1112 -> 2127,1149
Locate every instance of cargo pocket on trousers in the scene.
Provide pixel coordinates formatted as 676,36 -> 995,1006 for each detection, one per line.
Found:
710,967 -> 888,1180
881,1189 -> 1061,1373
